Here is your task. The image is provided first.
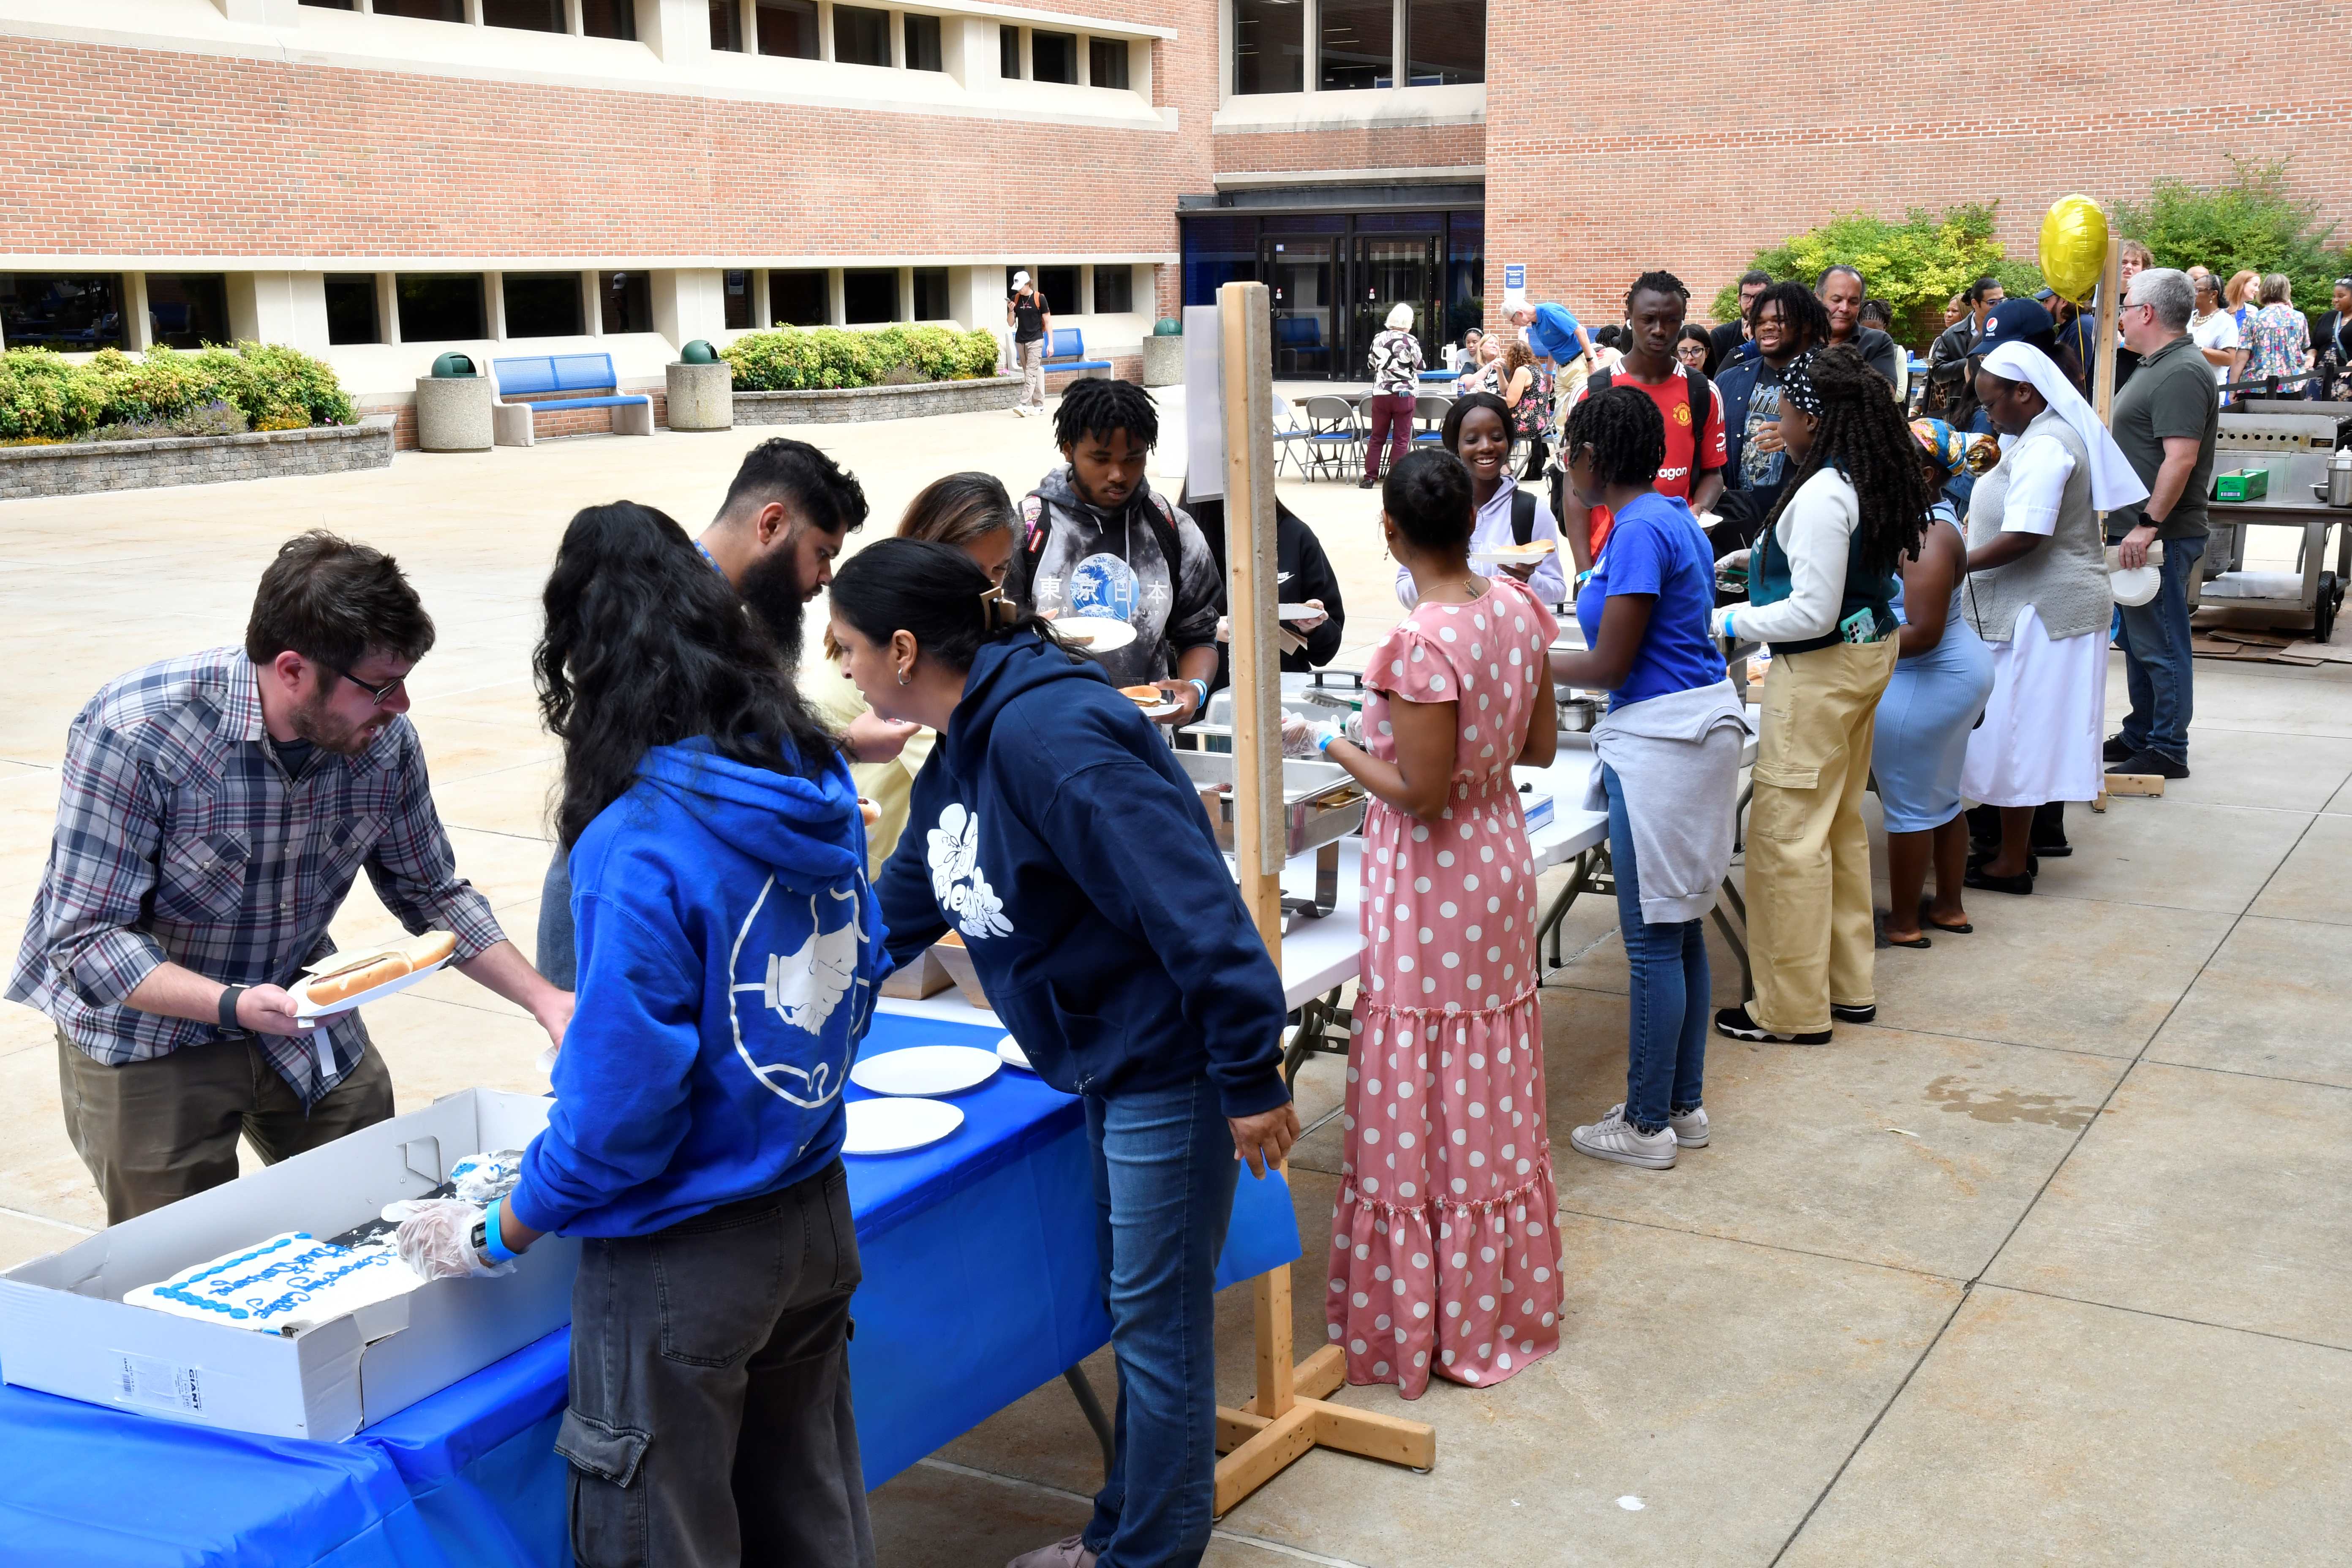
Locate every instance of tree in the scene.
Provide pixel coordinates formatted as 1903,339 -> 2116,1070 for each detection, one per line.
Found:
1710,204 -> 2044,351
2113,156 -> 2344,311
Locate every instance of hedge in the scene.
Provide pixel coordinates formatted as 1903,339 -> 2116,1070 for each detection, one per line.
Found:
723,324 -> 1002,392
0,342 -> 357,443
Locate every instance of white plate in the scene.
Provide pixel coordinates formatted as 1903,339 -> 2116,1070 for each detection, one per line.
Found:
843,1096 -> 964,1155
996,1035 -> 1034,1071
1470,543 -> 1558,566
1276,603 -> 1322,622
1134,700 -> 1181,719
1055,615 -> 1136,654
850,1044 -> 1002,1097
290,954 -> 453,1020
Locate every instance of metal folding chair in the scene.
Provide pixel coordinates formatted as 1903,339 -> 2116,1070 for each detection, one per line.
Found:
1413,393 -> 1454,445
1300,395 -> 1364,482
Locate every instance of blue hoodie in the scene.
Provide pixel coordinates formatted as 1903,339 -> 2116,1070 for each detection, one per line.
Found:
511,739 -> 885,1238
875,634 -> 1288,1119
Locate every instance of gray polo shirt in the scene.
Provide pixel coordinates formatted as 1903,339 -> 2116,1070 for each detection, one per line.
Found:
2109,333 -> 2218,541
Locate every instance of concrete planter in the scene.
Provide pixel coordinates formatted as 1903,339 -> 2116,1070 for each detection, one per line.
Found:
732,376 -> 1020,425
1141,335 -> 1184,388
665,362 -> 733,431
413,375 -> 494,452
0,419 -> 396,501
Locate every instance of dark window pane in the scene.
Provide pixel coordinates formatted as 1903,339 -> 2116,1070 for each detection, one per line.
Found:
834,5 -> 890,65
0,272 -> 125,350
1038,267 -> 1081,316
600,272 -> 652,334
503,272 -> 585,338
324,275 -> 380,346
724,270 -> 754,330
1406,0 -> 1481,84
581,0 -> 635,38
1319,0 -> 1391,90
396,274 -> 486,342
771,269 -> 828,326
1000,24 -> 1020,78
1087,36 -> 1130,89
298,0 -> 356,9
1180,217 -> 1254,308
373,0 -> 465,18
709,0 -> 741,51
1032,29 -> 1076,82
904,11 -> 942,70
1233,0 -> 1303,93
145,274 -> 231,349
842,268 -> 898,325
912,267 -> 951,321
1093,267 -> 1133,315
1445,210 -> 1484,347
756,0 -> 816,57
481,0 -> 563,31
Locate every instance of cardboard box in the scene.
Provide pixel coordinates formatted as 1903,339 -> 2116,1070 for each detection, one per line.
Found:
2214,468 -> 2270,501
0,1089 -> 577,1441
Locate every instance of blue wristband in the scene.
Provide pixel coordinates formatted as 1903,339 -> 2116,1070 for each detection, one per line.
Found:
481,1199 -> 518,1265
1187,678 -> 1209,710
1722,610 -> 1735,642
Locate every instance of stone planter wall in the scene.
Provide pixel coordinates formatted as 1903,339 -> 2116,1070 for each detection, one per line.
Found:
732,376 -> 1021,425
0,419 -> 395,500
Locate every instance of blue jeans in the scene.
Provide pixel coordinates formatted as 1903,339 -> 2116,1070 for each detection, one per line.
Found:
2115,534 -> 2206,765
1603,764 -> 1708,1134
1081,1076 -> 1239,1568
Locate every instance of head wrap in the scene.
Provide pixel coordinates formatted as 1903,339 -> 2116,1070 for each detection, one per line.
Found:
1778,350 -> 1823,418
1978,341 -> 2151,511
1910,418 -> 1998,478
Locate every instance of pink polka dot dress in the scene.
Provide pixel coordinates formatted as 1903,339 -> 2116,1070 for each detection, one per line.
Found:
1327,575 -> 1565,1399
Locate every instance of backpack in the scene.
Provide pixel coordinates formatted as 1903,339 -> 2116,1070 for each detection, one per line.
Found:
1509,486 -> 1538,546
1019,484 -> 1187,604
1585,362 -> 1715,480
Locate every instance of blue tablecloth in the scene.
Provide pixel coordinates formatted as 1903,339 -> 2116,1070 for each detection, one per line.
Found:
0,1013 -> 1300,1567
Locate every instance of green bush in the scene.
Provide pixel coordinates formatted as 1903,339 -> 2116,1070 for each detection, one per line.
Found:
86,398 -> 251,442
2114,156 -> 2346,311
723,324 -> 1004,392
1711,204 -> 2045,350
0,348 -> 110,440
0,341 -> 354,441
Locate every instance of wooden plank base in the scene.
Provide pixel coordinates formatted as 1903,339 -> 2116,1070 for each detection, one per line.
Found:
2105,774 -> 2167,797
1214,1379 -> 1437,1515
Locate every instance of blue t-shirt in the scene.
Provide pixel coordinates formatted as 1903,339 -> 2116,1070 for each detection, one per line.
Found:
1573,491 -> 1726,707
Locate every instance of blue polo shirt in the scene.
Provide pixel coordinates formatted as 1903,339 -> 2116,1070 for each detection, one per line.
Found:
1573,491 -> 1726,707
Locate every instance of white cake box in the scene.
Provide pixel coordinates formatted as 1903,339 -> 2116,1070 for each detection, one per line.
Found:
0,1088 -> 577,1442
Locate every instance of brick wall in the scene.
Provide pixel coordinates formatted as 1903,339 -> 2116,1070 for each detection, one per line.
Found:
1211,121 -> 1484,175
0,421 -> 394,499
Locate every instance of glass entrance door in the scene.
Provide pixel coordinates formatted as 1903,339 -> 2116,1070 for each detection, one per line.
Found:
1349,234 -> 1440,380
1261,235 -> 1336,377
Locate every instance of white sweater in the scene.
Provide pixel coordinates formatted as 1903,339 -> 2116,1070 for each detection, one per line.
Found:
1731,468 -> 1858,645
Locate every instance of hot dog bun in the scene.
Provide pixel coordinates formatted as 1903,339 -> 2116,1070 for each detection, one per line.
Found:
304,931 -> 457,1007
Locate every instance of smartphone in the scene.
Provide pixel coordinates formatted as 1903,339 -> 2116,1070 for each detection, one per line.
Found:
1838,607 -> 1883,644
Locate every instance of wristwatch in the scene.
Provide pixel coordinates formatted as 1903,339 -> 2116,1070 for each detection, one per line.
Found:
217,985 -> 247,1032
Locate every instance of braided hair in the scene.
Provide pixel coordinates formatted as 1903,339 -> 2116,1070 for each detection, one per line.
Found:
1560,384 -> 1665,489
1053,377 -> 1159,452
1760,344 -> 1934,582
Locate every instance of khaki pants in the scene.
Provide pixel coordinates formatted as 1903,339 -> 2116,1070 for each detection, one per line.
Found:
1745,637 -> 1900,1035
57,1031 -> 395,1224
1018,338 -> 1046,412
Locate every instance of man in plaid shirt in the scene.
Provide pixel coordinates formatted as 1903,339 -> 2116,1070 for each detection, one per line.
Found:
10,532 -> 572,1222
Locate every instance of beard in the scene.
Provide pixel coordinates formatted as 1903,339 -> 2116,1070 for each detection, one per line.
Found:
293,690 -> 384,757
735,547 -> 808,669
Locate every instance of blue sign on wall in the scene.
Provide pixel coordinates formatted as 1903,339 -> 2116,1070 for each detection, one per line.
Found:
1504,264 -> 1525,291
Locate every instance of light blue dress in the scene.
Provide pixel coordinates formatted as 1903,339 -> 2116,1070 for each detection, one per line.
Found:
1872,507 -> 1996,833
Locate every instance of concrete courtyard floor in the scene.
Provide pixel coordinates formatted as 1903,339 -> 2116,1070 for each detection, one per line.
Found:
4,398 -> 2351,1564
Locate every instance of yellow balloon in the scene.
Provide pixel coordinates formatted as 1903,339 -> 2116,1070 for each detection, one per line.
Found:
2040,196 -> 2110,306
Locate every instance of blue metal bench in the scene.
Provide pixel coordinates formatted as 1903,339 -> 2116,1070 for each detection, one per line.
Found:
1042,327 -> 1113,378
490,352 -> 654,446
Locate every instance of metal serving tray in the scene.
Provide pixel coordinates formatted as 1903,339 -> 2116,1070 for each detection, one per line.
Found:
1174,752 -> 1369,858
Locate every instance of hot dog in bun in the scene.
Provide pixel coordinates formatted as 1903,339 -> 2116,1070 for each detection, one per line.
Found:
304,931 -> 457,1008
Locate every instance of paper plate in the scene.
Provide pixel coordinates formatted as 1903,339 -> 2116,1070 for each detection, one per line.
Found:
843,1096 -> 964,1156
1135,700 -> 1181,719
850,1044 -> 1002,1097
2109,566 -> 2162,607
1469,543 -> 1557,566
996,1035 -> 1034,1071
1055,615 -> 1136,654
291,954 -> 453,1020
1276,603 -> 1321,621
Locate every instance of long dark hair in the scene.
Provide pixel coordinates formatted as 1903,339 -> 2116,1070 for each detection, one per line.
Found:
1381,447 -> 1475,553
1761,345 -> 1934,582
535,502 -> 835,847
1439,390 -> 1514,452
900,471 -> 1016,548
829,537 -> 1068,674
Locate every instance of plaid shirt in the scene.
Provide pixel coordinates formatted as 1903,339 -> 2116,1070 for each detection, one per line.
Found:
7,648 -> 504,1105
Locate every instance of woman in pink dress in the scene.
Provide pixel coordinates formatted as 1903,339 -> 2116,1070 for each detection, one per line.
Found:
1299,446 -> 1564,1397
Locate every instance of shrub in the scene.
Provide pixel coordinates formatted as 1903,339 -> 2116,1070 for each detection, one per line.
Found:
2114,156 -> 2346,311
724,324 -> 1006,392
8,341 -> 354,441
84,398 -> 252,442
0,348 -> 110,440
1711,203 -> 2045,350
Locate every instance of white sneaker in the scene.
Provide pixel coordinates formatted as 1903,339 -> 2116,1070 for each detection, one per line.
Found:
1571,1105 -> 1678,1169
1592,1102 -> 1708,1148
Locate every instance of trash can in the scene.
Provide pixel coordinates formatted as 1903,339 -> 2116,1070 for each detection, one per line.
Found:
1141,329 -> 1183,389
666,345 -> 732,432
414,356 -> 493,452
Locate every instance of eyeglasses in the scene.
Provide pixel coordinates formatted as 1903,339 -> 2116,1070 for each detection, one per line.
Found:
322,663 -> 406,706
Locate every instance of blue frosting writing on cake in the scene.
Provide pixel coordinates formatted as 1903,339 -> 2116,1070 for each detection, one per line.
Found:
150,1233 -> 393,1322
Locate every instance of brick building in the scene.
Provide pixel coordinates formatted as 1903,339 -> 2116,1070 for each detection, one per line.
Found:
3,0 -> 2347,414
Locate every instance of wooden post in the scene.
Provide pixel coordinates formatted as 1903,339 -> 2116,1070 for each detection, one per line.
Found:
2093,234 -> 2123,425
1209,281 -> 1435,1519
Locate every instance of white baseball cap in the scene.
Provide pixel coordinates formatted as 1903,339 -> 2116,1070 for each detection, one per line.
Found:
1013,270 -> 1031,287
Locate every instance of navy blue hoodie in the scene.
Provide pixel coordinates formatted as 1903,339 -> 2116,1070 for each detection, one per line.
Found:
512,738 -> 885,1238
875,633 -> 1289,1118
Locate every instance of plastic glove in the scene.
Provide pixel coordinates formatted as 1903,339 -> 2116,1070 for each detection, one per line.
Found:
395,1198 -> 514,1281
1279,710 -> 1315,757
1710,606 -> 1740,640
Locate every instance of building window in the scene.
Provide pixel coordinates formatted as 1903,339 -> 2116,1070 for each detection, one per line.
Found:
145,274 -> 231,350
1038,266 -> 1081,316
481,0 -> 563,31
910,268 -> 951,321
1093,267 -> 1133,315
771,269 -> 828,326
1088,37 -> 1130,90
999,24 -> 1021,77
324,275 -> 381,345
397,274 -> 486,342
842,268 -> 898,325
1319,0 -> 1392,90
581,0 -> 636,39
298,0 -> 356,9
1406,0 -> 1482,84
756,0 -> 817,56
0,272 -> 125,351
709,0 -> 742,51
504,272 -> 585,338
904,12 -> 943,71
601,272 -> 653,334
724,270 -> 755,330
373,0 -> 465,18
834,5 -> 891,65
1031,29 -> 1077,83
1233,0 -> 1304,95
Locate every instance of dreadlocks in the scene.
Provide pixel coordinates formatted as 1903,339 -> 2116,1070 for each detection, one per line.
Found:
1749,280 -> 1830,348
1626,270 -> 1690,313
1053,376 -> 1160,452
1560,384 -> 1665,489
1761,344 -> 1934,581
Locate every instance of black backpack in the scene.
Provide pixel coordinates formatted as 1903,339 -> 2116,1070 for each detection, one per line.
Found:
1509,487 -> 1538,546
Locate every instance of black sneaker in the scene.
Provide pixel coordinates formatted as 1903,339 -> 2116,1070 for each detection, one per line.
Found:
2108,749 -> 2189,780
1830,1002 -> 1877,1024
2103,734 -> 2136,763
1713,1005 -> 1832,1045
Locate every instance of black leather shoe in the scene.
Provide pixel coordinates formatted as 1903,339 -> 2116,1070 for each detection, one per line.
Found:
1965,864 -> 2035,896
1830,1002 -> 1878,1024
2103,734 -> 2136,763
